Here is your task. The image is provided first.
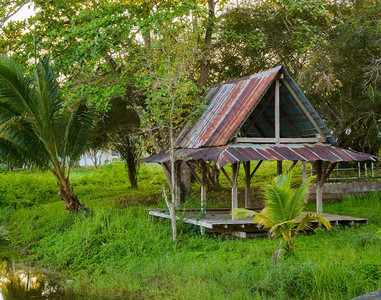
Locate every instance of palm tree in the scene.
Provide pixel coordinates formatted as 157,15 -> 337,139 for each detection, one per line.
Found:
0,56 -> 95,213
232,171 -> 331,252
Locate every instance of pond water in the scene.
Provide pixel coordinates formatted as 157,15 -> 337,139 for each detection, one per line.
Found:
0,234 -> 116,300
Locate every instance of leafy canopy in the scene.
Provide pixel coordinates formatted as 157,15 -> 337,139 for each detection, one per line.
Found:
0,55 -> 95,175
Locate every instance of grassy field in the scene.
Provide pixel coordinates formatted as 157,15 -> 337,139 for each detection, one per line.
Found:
0,163 -> 380,299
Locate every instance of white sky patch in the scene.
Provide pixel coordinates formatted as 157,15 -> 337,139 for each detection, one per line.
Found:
6,3 -> 36,25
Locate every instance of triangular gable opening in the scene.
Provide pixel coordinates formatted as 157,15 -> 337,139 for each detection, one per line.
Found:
237,74 -> 326,144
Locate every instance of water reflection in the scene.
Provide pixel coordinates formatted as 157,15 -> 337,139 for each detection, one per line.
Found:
0,258 -> 65,300
0,237 -> 125,300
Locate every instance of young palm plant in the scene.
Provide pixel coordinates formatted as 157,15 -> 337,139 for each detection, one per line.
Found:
0,56 -> 95,213
232,171 -> 331,253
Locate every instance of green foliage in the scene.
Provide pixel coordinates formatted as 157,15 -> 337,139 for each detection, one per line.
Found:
0,55 -> 95,171
0,55 -> 96,211
233,171 -> 331,251
0,166 -> 380,298
0,171 -> 59,208
301,0 -> 381,154
135,3 -> 207,151
0,191 -> 380,299
0,164 -> 168,210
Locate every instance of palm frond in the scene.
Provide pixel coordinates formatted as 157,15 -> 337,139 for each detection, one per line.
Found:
0,137 -> 48,167
286,175 -> 314,220
274,171 -> 292,189
63,98 -> 96,163
0,55 -> 39,119
231,208 -> 257,219
296,212 -> 332,233
253,208 -> 276,229
263,184 -> 293,222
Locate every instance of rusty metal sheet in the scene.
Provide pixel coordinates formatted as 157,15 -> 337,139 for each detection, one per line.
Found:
175,66 -> 281,149
139,143 -> 380,167
139,146 -> 227,164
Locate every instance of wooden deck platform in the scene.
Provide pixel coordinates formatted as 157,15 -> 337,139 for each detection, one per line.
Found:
149,209 -> 368,238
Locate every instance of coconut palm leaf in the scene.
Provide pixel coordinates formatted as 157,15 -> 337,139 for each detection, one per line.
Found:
63,99 -> 96,163
0,55 -> 95,213
263,184 -> 293,222
0,56 -> 39,120
232,171 -> 331,252
253,208 -> 276,229
231,208 -> 257,219
296,212 -> 332,233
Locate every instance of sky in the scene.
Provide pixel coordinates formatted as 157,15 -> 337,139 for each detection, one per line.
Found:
6,2 -> 36,25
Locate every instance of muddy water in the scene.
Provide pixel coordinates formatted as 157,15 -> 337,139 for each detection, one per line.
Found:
0,234 -> 116,300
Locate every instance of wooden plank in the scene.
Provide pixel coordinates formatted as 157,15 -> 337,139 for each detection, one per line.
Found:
175,162 -> 181,209
220,166 -> 233,187
277,160 -> 283,175
231,163 -> 240,219
250,160 -> 263,179
200,161 -> 207,213
275,79 -> 280,143
315,160 -> 323,214
244,161 -> 251,208
286,161 -> 298,174
148,210 -> 214,229
232,231 -> 247,238
236,137 -> 322,143
302,161 -> 307,182
185,161 -> 202,185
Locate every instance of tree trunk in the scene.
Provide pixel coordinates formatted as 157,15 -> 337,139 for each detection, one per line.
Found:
57,178 -> 89,213
198,0 -> 216,87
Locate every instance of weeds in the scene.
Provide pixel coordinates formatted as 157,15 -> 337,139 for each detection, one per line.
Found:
0,164 -> 380,299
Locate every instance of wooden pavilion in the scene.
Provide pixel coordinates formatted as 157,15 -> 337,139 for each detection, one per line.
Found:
141,66 -> 379,236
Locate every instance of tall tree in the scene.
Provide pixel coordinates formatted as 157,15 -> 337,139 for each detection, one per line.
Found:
211,0 -> 332,83
301,0 -> 381,154
0,56 -> 95,212
136,3 -> 206,241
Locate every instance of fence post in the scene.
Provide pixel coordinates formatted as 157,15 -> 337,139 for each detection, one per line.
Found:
358,162 -> 361,179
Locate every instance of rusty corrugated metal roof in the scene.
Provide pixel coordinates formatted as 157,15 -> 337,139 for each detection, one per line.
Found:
140,143 -> 380,168
175,66 -> 281,148
175,66 -> 336,149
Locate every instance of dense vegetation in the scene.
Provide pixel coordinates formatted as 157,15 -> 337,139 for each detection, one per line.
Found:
1,0 -> 380,155
0,1 -> 380,298
0,164 -> 380,299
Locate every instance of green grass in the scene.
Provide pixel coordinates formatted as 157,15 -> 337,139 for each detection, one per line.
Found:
0,164 -> 380,299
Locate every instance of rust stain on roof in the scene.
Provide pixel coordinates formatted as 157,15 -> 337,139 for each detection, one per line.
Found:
175,67 -> 281,149
140,144 -> 380,168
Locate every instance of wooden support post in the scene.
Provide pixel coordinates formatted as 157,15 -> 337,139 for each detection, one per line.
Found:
358,162 -> 361,179
175,162 -> 181,209
244,161 -> 251,208
302,161 -> 307,183
185,161 -> 207,214
277,161 -> 283,175
287,160 -> 298,174
365,163 -> 368,178
200,161 -> 207,214
275,79 -> 280,143
315,160 -> 323,214
372,163 -> 375,178
231,162 -> 240,220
